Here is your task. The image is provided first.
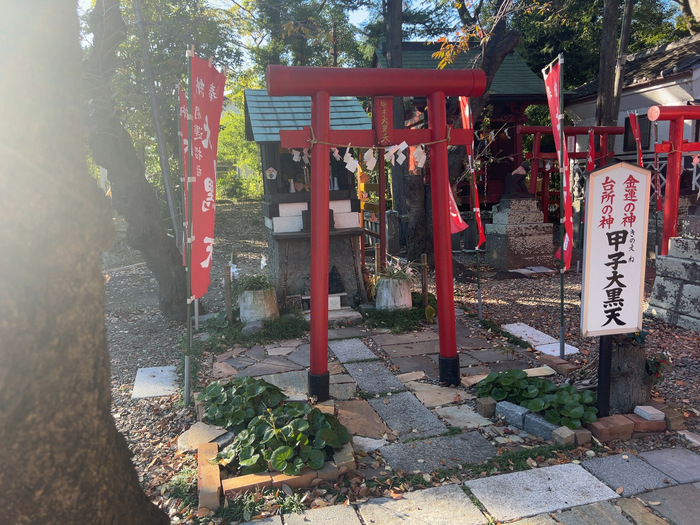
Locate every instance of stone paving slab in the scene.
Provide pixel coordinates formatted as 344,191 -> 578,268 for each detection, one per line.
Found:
640,447 -> 700,483
509,514 -> 559,525
371,330 -> 439,346
131,366 -> 178,398
392,356 -> 440,380
465,463 -> 619,522
368,391 -> 447,441
555,501 -> 630,525
235,356 -> 304,377
336,399 -> 392,439
177,422 -> 227,452
328,326 -> 368,340
582,453 -> 677,496
258,370 -> 307,396
225,355 -> 257,369
429,352 -> 481,367
490,360 -> 532,372
404,381 -> 470,408
358,484 -> 488,525
379,431 -> 496,473
534,342 -> 580,356
381,341 -> 440,357
286,344 -> 311,367
435,405 -> 492,429
457,337 -> 494,350
502,323 -> 558,346
328,338 -> 377,363
465,348 -> 516,363
240,516 -> 282,525
284,503 -> 362,524
343,362 -> 404,394
637,483 -> 700,525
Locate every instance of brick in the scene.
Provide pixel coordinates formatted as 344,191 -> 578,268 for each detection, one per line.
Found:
552,426 -> 576,445
538,355 -> 568,368
573,428 -> 592,446
633,406 -> 665,421
587,415 -> 634,442
333,442 -> 356,472
624,414 -> 666,433
197,443 -> 221,511
556,363 -> 579,376
271,468 -> 317,490
221,472 -> 272,495
476,396 -> 497,418
316,461 -> 342,481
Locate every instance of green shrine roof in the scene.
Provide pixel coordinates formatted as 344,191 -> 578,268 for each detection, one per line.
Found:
373,41 -> 545,98
244,89 -> 372,143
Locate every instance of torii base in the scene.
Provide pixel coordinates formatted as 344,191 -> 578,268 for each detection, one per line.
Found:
439,356 -> 460,386
308,371 -> 330,402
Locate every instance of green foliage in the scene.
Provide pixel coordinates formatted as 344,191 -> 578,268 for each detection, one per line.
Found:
215,486 -> 305,521
362,305 -> 425,333
214,391 -> 350,476
198,376 -> 287,433
233,274 -> 274,297
203,311 -> 310,352
476,370 -> 598,429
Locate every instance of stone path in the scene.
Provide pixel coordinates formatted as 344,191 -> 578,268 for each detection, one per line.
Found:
184,315 -> 700,524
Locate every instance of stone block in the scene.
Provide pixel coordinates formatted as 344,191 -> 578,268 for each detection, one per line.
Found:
316,462 -> 341,482
624,414 -> 666,433
222,472 -> 272,495
668,237 -> 700,259
556,363 -> 579,376
271,468 -> 317,490
655,256 -> 700,282
476,396 -> 497,418
333,442 -> 356,472
552,426 -> 576,445
524,412 -> 560,440
573,428 -> 592,446
663,407 -> 685,430
328,199 -> 352,214
271,215 -> 303,233
633,405 -> 665,421
587,415 -> 634,442
197,443 -> 221,511
495,401 -> 530,428
333,211 -> 361,229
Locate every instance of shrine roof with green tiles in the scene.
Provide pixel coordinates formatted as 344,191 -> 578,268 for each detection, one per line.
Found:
373,41 -> 545,98
244,89 -> 372,143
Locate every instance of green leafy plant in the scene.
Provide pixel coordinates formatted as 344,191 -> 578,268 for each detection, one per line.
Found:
646,352 -> 671,385
476,370 -> 598,429
216,401 -> 349,476
197,376 -> 287,433
627,330 -> 648,345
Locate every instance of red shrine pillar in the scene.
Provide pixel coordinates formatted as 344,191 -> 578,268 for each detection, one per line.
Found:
428,91 -> 459,383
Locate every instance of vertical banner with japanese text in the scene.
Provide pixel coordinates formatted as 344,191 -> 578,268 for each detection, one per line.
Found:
178,87 -> 189,266
189,55 -> 226,299
581,163 -> 650,337
459,96 -> 486,247
543,59 -> 574,270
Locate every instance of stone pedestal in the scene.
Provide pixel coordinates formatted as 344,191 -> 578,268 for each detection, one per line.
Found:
647,206 -> 700,331
484,197 -> 554,270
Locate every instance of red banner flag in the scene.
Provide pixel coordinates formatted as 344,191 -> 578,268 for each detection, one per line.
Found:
543,58 -> 573,271
178,87 -> 189,266
449,184 -> 468,234
189,54 -> 226,299
629,112 -> 644,167
587,128 -> 596,172
459,96 -> 485,247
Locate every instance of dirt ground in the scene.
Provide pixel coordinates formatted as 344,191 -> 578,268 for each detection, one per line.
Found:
103,199 -> 700,521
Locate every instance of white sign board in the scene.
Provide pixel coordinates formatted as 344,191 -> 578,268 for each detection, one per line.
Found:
581,163 -> 651,337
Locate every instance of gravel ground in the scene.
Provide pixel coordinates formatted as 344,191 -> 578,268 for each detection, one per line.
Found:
103,201 -> 700,520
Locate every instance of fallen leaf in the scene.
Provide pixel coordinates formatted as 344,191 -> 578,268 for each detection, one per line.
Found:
648,501 -> 661,506
616,487 -> 624,494
526,457 -> 537,468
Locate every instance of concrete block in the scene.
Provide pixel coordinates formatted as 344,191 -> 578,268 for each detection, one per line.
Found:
552,426 -> 576,445
333,211 -> 361,229
573,428 -> 592,446
656,256 -> 700,282
328,199 -> 352,214
495,401 -> 530,428
271,215 -> 303,233
668,237 -> 700,260
278,202 -> 308,217
476,396 -> 497,418
333,442 -> 356,472
634,405 -> 666,421
197,443 -> 221,511
587,415 -> 634,442
625,414 -> 666,433
524,412 -> 560,440
271,468 -> 317,490
222,472 -> 272,495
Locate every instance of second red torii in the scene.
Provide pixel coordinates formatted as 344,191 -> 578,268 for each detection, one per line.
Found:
267,65 -> 486,400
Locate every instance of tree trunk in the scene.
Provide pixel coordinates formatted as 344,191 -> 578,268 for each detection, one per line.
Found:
404,173 -> 430,262
610,0 -> 635,121
609,337 -> 653,414
677,0 -> 700,34
596,0 -> 621,127
85,0 -> 187,322
0,2 -> 168,523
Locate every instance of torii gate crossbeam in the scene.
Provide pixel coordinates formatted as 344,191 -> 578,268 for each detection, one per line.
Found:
267,65 -> 486,400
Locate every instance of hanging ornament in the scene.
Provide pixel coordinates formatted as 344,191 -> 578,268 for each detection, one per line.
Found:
302,148 -> 310,164
363,147 -> 377,171
291,149 -> 301,162
413,145 -> 427,168
332,147 -> 341,161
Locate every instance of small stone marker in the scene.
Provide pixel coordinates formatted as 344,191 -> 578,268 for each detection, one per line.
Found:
131,365 -> 178,399
476,396 -> 497,418
634,405 -> 665,421
552,426 -> 576,445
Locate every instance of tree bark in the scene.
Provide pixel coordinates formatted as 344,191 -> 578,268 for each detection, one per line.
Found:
85,0 -> 187,322
610,337 -> 653,414
596,0 -> 621,127
0,2 -> 168,523
675,0 -> 700,34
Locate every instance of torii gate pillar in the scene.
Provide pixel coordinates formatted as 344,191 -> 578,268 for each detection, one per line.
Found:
267,65 -> 486,400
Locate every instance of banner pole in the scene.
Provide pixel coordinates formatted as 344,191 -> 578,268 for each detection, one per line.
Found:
185,46 -> 194,405
558,54 -> 566,359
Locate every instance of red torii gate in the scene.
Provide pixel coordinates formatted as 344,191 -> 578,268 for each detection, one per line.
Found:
648,105 -> 700,255
267,65 -> 486,400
